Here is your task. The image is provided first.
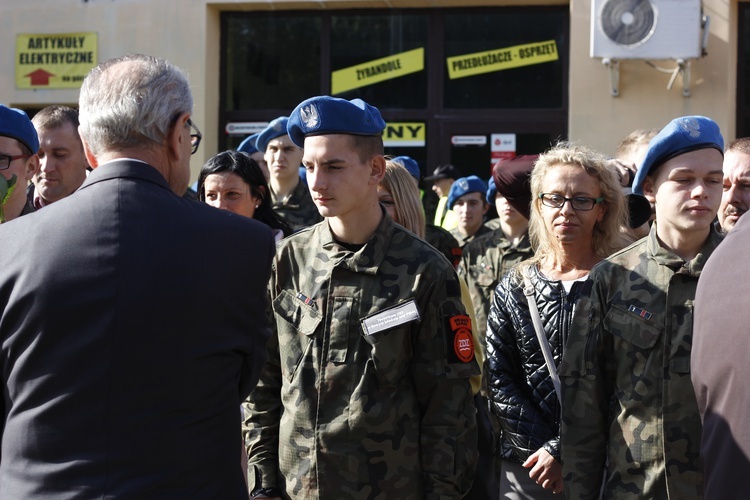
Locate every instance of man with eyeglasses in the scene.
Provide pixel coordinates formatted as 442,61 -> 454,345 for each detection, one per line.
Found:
0,54 -> 273,498
0,104 -> 40,222
560,116 -> 725,499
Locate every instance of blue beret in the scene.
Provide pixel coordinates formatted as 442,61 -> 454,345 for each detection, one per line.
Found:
287,96 -> 386,148
0,104 -> 39,153
448,175 -> 488,209
237,133 -> 259,154
633,115 -> 724,195
486,177 -> 497,204
256,117 -> 289,153
392,155 -> 420,181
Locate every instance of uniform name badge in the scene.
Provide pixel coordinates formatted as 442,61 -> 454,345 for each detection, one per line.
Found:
361,300 -> 421,336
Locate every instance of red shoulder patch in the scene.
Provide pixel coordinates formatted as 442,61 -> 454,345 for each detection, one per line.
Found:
449,315 -> 474,363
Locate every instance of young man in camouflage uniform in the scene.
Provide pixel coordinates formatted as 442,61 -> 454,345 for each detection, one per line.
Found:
459,155 -> 536,345
257,116 -> 322,230
244,96 -> 479,499
560,116 -> 725,499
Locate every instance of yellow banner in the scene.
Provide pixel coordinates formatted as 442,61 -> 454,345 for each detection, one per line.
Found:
332,48 -> 424,94
382,122 -> 425,147
16,33 -> 97,89
446,40 -> 558,80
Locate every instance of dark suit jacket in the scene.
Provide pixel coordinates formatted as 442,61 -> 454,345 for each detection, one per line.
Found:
0,160 -> 274,498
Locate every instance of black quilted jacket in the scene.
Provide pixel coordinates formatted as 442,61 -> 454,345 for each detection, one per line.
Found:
486,264 -> 586,463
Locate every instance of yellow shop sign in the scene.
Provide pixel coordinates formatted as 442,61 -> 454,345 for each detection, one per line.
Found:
447,40 -> 558,80
382,122 -> 425,147
16,32 -> 97,89
332,48 -> 424,94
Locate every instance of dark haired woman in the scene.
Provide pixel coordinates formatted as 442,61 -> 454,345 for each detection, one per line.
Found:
199,150 -> 291,241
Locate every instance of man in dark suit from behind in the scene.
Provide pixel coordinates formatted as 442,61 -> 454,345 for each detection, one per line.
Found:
0,54 -> 274,498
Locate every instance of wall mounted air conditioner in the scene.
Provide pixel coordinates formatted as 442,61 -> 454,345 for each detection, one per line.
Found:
591,0 -> 702,60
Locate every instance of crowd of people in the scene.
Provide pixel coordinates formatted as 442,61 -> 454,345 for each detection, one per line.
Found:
0,53 -> 748,499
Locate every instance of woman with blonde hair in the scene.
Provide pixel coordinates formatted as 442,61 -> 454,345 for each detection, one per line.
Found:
485,143 -> 631,498
377,160 -> 426,237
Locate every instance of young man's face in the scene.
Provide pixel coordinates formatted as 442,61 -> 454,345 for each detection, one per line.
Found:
303,134 -> 381,221
453,191 -> 488,237
718,149 -> 750,232
265,134 -> 303,184
33,121 -> 88,204
643,148 -> 724,236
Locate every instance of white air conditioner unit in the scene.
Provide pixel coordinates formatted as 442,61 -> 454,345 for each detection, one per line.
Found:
591,0 -> 702,60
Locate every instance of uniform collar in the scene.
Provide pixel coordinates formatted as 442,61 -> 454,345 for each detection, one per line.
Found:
646,221 -> 723,275
319,207 -> 393,275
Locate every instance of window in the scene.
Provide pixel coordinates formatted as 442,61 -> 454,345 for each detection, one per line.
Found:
223,13 -> 321,111
330,14 -> 428,108
443,9 -> 567,109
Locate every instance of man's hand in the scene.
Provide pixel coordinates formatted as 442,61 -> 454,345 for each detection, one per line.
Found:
522,447 -> 563,494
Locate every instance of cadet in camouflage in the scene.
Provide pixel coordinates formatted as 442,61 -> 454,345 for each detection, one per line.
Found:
459,174 -> 533,345
560,115 -> 725,499
244,96 -> 479,499
258,116 -> 323,231
270,178 -> 322,230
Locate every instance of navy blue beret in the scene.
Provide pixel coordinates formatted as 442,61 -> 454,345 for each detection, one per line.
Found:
448,175 -> 488,209
0,104 -> 39,153
237,132 -> 259,154
633,115 -> 724,195
392,155 -> 420,181
255,117 -> 289,153
486,177 -> 497,204
287,96 -> 386,148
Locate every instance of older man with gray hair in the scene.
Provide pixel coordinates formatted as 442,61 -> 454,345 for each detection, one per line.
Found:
0,54 -> 274,498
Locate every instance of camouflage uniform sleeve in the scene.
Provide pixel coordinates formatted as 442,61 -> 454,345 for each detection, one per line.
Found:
486,275 -> 560,460
242,267 -> 283,492
411,267 -> 479,499
559,278 -> 611,499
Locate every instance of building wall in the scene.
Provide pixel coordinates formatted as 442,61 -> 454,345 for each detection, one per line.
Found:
0,0 -> 741,180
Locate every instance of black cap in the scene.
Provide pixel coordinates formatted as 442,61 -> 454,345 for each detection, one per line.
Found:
424,164 -> 463,182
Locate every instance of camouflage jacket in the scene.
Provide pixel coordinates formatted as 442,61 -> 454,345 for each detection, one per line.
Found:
424,223 -> 462,269
560,224 -> 723,500
458,229 -> 533,344
450,224 -> 492,249
270,179 -> 322,231
244,214 -> 479,499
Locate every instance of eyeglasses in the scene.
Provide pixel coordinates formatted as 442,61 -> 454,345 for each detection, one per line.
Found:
539,193 -> 604,211
187,118 -> 202,155
0,154 -> 29,171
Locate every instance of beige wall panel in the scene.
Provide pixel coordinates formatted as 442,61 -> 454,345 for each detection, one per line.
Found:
569,0 -> 734,156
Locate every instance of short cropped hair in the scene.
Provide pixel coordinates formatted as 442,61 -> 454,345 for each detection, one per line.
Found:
528,142 -> 631,265
349,135 -> 384,164
78,54 -> 193,156
615,128 -> 658,161
726,137 -> 750,155
32,105 -> 80,131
